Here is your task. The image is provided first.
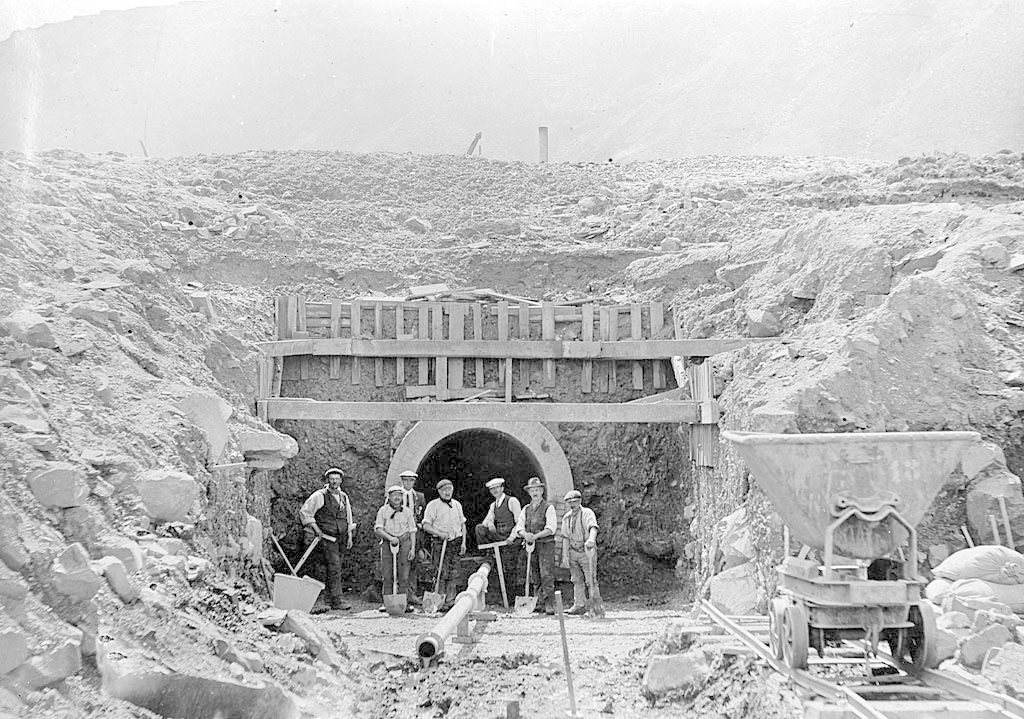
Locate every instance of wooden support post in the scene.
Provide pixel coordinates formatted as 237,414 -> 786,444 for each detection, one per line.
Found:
607,306 -> 618,390
518,304 -> 531,393
295,296 -> 307,334
542,302 -> 556,387
448,303 -> 465,389
473,304 -> 484,388
329,300 -> 342,379
374,302 -> 384,387
597,307 -> 610,393
504,355 -> 513,403
497,301 -> 509,384
350,301 -> 361,384
275,296 -> 291,340
395,304 -> 405,385
418,304 -> 429,384
581,304 -> 594,394
631,303 -> 643,390
650,302 -> 665,389
431,303 -> 447,393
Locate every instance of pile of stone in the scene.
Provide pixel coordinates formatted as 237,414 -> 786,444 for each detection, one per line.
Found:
158,204 -> 300,242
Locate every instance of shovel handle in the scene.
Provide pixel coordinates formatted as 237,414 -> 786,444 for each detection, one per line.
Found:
434,539 -> 448,594
389,541 -> 400,593
293,535 -> 321,575
270,533 -> 296,575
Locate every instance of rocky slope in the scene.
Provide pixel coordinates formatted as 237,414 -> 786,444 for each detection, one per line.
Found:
2,147 -> 1024,715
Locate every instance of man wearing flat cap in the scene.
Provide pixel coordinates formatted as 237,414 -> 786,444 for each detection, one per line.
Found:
374,485 -> 417,612
513,476 -> 558,613
398,469 -> 426,605
299,467 -> 354,610
560,489 -> 598,615
422,478 -> 467,610
475,477 -> 523,599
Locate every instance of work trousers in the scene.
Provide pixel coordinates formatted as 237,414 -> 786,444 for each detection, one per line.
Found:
520,541 -> 556,611
431,536 -> 463,583
380,533 -> 413,597
566,547 -> 596,608
305,527 -> 345,607
475,524 -> 521,599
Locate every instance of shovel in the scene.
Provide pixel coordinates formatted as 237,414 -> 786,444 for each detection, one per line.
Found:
422,538 -> 448,614
514,542 -> 538,616
383,542 -> 407,616
586,546 -> 605,619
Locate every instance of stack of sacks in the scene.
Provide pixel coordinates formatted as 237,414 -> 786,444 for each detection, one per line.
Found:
925,545 -> 1024,612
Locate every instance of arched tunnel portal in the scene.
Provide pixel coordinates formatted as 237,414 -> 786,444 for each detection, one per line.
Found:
386,421 -> 573,551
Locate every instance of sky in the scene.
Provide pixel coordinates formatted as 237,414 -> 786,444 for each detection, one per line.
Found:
0,0 -> 215,42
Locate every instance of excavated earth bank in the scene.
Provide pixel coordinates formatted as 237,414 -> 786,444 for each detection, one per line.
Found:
1,148 -> 1024,717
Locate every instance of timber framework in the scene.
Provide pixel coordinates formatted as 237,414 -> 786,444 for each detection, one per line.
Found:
256,293 -> 756,465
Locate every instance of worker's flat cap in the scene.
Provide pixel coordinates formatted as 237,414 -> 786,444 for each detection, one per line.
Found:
485,477 -> 505,489
525,476 -> 544,490
386,485 -> 405,495
323,467 -> 346,479
436,478 -> 453,491
564,490 -> 582,501
399,470 -> 418,478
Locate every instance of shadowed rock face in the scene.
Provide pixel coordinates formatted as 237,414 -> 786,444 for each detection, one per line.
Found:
103,671 -> 296,719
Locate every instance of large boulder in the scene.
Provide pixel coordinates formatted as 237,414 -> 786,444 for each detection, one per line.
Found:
643,649 -> 712,694
1,310 -> 55,349
708,562 -> 760,615
176,391 -> 233,464
135,470 -> 200,523
0,627 -> 29,676
237,430 -> 298,470
51,543 -> 103,602
26,462 -> 90,508
966,467 -> 1024,546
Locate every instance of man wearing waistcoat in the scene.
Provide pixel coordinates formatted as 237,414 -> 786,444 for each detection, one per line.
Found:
474,476 -> 522,600
513,476 -> 557,614
398,469 -> 426,606
299,467 -> 355,610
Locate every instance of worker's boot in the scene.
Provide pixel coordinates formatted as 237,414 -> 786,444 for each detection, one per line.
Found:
442,580 -> 458,611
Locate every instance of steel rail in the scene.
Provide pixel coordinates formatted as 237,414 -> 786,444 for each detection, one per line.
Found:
699,599 -> 1024,719
699,599 -> 889,719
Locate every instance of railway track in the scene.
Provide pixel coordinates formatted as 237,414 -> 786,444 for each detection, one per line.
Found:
699,599 -> 1024,719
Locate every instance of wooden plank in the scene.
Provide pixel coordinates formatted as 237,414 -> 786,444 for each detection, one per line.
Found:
448,303 -> 465,389
259,337 -> 761,359
518,303 -> 531,393
631,303 -> 644,390
497,301 -> 509,384
597,308 -> 610,393
542,302 -> 556,388
406,386 -> 493,400
395,305 -> 405,385
300,356 -> 310,380
275,296 -> 290,340
350,301 -> 361,384
650,302 -> 665,389
374,302 -> 384,387
296,296 -> 307,333
261,398 -> 703,423
607,306 -> 618,390
431,303 -> 447,392
330,300 -> 343,379
472,304 -> 484,388
285,295 -> 298,339
271,357 -> 283,397
504,352 -> 512,403
418,304 -> 429,384
581,304 -> 594,394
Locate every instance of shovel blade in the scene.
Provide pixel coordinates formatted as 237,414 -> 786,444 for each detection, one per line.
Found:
384,593 -> 407,616
514,596 -> 538,616
422,591 -> 445,614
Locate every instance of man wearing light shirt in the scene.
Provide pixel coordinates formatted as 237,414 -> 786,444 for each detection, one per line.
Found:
474,476 -> 522,601
560,489 -> 598,615
398,469 -> 426,605
299,467 -> 354,611
374,485 -> 417,613
513,476 -> 558,614
422,478 -> 466,611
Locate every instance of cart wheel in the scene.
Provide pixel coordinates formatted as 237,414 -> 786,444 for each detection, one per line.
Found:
895,601 -> 938,672
781,602 -> 809,670
768,597 -> 787,660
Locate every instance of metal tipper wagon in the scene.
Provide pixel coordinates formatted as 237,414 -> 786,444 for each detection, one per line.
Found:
722,430 -> 978,672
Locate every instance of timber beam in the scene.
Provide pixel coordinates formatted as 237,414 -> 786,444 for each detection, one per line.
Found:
259,337 -> 755,360
259,398 -> 702,423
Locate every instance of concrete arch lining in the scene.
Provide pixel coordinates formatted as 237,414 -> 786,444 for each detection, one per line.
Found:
387,421 -> 574,509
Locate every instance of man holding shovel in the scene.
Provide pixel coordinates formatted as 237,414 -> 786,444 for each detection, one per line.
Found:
421,478 -> 466,612
299,467 -> 354,611
513,477 -> 558,614
374,485 -> 417,614
560,489 -> 598,616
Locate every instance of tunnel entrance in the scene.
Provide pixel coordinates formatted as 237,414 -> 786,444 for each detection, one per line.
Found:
414,429 -> 544,552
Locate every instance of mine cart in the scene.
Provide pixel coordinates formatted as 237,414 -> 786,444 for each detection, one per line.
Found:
722,430 -> 979,672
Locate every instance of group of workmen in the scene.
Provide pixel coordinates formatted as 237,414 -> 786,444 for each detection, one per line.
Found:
299,467 -> 599,615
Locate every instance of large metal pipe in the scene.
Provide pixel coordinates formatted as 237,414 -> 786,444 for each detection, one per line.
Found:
416,562 -> 490,661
